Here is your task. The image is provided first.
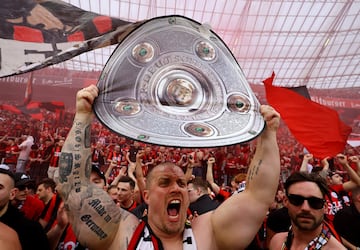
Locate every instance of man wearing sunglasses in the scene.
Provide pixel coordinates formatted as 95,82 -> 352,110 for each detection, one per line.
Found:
269,171 -> 345,250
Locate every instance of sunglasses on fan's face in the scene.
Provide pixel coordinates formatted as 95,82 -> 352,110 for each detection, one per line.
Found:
17,185 -> 30,191
287,194 -> 325,210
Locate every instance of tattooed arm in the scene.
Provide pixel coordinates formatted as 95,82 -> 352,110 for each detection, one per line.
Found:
58,85 -> 139,250
201,105 -> 281,250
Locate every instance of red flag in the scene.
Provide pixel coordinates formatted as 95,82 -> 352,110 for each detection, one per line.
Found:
23,72 -> 33,105
264,72 -> 352,159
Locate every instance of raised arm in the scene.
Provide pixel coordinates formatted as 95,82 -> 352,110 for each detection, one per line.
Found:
318,156 -> 330,179
58,85 -> 138,250
336,154 -> 360,190
206,157 -> 221,195
185,155 -> 195,182
210,105 -> 281,249
299,153 -> 313,172
349,155 -> 360,176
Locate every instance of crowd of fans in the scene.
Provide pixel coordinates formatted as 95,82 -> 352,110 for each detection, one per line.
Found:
0,99 -> 359,249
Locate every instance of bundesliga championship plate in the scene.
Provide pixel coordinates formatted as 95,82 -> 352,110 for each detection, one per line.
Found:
94,15 -> 264,147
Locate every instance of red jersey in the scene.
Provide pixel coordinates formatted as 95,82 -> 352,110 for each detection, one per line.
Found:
107,151 -> 123,166
325,184 -> 351,224
20,195 -> 45,221
5,144 -> 19,164
49,145 -> 62,167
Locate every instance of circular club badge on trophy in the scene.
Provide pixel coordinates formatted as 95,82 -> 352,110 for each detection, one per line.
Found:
94,15 -> 264,148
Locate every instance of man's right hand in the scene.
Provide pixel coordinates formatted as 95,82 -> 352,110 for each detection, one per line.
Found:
75,85 -> 99,115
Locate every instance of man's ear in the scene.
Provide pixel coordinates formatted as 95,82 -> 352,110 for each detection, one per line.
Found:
143,190 -> 149,205
323,199 -> 328,213
283,196 -> 289,208
9,188 -> 18,201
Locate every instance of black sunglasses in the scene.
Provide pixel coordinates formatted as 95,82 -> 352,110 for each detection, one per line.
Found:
287,194 -> 325,210
17,185 -> 29,191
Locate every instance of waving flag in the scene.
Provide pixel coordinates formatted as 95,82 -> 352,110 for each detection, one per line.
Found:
0,103 -> 43,120
0,0 -> 141,77
0,101 -> 65,121
264,72 -> 352,159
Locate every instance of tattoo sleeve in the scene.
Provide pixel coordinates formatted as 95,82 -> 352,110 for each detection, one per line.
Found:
58,116 -> 126,248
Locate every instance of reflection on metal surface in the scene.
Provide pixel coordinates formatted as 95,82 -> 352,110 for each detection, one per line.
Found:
114,99 -> 141,116
196,41 -> 216,61
227,94 -> 251,113
94,15 -> 264,147
184,123 -> 215,137
131,42 -> 155,63
166,78 -> 195,106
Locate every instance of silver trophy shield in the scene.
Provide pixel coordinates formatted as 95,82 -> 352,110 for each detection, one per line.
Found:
94,15 -> 264,147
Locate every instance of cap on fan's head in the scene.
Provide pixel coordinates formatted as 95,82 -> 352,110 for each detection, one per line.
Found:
91,165 -> 106,184
14,172 -> 35,189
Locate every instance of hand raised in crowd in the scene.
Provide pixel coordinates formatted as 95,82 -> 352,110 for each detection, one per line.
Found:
136,150 -> 144,163
348,155 -> 359,163
321,156 -> 330,166
336,153 -> 348,165
207,157 -> 215,165
304,153 -> 314,161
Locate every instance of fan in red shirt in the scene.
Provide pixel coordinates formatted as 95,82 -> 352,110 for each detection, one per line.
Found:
4,138 -> 19,172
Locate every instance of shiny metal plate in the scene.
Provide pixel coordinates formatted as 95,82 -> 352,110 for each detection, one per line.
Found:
94,15 -> 264,147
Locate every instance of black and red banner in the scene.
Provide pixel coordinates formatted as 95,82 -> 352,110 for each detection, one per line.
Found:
0,101 -> 65,121
0,0 -> 142,77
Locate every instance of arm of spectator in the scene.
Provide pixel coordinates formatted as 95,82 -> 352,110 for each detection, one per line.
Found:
339,237 -> 358,250
0,222 -> 21,250
185,155 -> 195,182
209,105 -> 281,249
349,155 -> 360,176
134,151 -> 146,199
57,85 -> 138,250
110,166 -> 127,186
125,150 -> 131,164
337,154 -> 360,190
206,157 -> 220,195
46,201 -> 68,250
0,134 -> 7,143
318,156 -> 330,179
104,162 -> 116,182
299,153 -> 313,172
18,140 -> 26,149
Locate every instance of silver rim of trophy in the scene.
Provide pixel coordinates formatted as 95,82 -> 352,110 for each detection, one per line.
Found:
94,15 -> 265,148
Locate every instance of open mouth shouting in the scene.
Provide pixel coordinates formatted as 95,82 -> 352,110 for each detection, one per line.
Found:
167,199 -> 181,221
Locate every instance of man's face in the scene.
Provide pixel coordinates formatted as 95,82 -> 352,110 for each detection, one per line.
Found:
143,164 -> 189,236
0,174 -> 16,210
114,145 -> 121,153
276,190 -> 285,202
36,184 -> 50,202
329,174 -> 343,185
107,187 -> 118,203
116,182 -> 133,204
285,181 -> 325,231
15,185 -> 30,201
187,183 -> 199,203
90,172 -> 105,189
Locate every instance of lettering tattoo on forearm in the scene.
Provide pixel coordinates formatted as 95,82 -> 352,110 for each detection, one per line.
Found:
81,214 -> 108,240
248,159 -> 262,182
